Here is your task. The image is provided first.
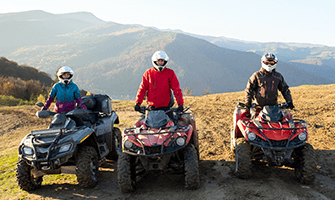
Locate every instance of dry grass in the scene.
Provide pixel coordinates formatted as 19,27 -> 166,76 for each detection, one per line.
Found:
1,84 -> 335,199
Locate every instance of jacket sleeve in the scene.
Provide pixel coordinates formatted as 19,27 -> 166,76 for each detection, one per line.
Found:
43,97 -> 54,110
135,71 -> 149,105
170,71 -> 184,106
245,72 -> 257,106
278,75 -> 293,103
43,85 -> 57,110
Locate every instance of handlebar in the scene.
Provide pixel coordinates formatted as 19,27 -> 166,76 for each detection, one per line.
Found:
237,102 -> 291,110
137,106 -> 190,114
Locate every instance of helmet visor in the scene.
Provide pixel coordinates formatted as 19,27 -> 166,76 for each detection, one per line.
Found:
61,72 -> 71,78
263,60 -> 277,65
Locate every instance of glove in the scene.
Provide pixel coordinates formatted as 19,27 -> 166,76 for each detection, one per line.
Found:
245,102 -> 251,110
134,104 -> 141,111
176,105 -> 184,112
287,102 -> 295,109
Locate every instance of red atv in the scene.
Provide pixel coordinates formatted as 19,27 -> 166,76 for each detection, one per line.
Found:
231,102 -> 316,184
117,106 -> 200,192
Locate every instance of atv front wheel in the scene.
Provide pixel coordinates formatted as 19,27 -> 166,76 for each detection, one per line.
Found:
16,159 -> 43,191
294,143 -> 316,184
107,127 -> 122,160
117,153 -> 136,193
184,144 -> 200,190
235,138 -> 252,179
76,146 -> 99,188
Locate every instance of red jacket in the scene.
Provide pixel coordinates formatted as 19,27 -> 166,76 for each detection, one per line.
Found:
136,67 -> 184,108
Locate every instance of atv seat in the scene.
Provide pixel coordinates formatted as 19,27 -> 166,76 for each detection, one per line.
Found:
51,113 -> 66,125
81,112 -> 97,124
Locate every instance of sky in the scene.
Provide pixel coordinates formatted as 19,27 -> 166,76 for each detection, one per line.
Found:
1,0 -> 334,47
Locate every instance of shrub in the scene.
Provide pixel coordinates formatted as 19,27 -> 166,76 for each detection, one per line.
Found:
0,95 -> 33,106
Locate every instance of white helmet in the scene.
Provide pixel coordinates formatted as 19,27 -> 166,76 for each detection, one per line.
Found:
261,53 -> 278,72
151,51 -> 169,71
57,66 -> 74,84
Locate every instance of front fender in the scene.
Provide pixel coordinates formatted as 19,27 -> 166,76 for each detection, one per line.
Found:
110,111 -> 119,125
58,127 -> 95,144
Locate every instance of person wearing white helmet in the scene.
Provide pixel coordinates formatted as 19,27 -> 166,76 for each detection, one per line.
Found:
135,51 -> 184,113
42,66 -> 87,113
245,53 -> 294,110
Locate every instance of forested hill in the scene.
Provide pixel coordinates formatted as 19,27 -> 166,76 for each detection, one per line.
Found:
0,57 -> 54,87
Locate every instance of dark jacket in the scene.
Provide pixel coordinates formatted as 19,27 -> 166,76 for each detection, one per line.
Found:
245,68 -> 292,107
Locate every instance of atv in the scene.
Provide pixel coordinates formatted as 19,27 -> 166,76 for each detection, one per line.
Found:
231,102 -> 316,184
16,94 -> 121,191
117,106 -> 200,192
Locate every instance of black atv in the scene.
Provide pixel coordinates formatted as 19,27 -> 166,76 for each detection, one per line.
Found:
16,94 -> 121,191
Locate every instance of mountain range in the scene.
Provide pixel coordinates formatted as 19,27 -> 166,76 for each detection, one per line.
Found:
1,10 -> 334,99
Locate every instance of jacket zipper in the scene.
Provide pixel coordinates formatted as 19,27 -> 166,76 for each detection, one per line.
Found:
271,81 -> 274,91
64,84 -> 67,102
264,81 -> 267,98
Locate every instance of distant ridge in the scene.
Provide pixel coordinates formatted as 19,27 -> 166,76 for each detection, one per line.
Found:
0,10 -> 333,99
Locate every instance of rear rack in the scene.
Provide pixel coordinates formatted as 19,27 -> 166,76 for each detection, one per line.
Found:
31,128 -> 62,136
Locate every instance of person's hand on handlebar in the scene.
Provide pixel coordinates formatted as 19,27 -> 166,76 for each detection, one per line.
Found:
287,101 -> 295,109
134,104 -> 141,111
176,105 -> 184,112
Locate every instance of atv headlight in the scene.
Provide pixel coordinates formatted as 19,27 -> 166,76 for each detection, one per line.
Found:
23,147 -> 33,155
176,137 -> 185,146
247,132 -> 256,141
59,143 -> 72,153
124,140 -> 133,149
298,132 -> 307,141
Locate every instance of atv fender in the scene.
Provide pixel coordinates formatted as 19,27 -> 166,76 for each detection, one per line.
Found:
110,111 -> 119,125
57,127 -> 95,145
185,125 -> 194,144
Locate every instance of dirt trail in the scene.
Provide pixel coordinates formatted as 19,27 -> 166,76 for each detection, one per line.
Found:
1,84 -> 335,199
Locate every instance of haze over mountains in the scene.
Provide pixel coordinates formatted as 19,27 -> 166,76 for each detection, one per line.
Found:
1,10 -> 334,99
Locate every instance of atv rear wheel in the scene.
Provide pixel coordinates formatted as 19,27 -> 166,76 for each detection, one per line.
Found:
107,127 -> 122,160
184,144 -> 200,190
117,153 -> 136,193
235,138 -> 252,179
16,159 -> 43,191
294,143 -> 316,184
76,146 -> 99,188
